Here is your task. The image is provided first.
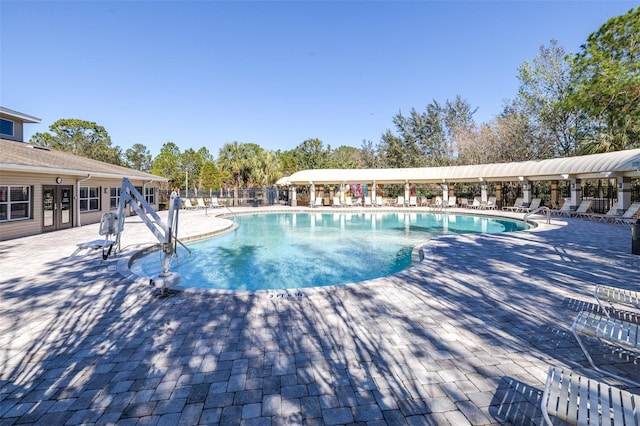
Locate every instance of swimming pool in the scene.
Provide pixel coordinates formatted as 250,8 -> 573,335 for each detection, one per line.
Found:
130,212 -> 527,291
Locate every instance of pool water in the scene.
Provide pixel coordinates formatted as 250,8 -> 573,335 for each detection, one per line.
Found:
130,212 -> 527,291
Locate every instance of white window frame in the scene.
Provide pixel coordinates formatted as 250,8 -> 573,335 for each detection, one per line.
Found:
0,185 -> 32,222
145,187 -> 156,204
110,187 -> 121,210
79,186 -> 101,212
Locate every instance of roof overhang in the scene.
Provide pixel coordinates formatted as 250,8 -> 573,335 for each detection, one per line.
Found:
0,163 -> 168,182
280,149 -> 640,185
0,107 -> 41,123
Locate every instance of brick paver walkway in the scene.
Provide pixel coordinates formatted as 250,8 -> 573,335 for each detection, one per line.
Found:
1,207 -> 638,425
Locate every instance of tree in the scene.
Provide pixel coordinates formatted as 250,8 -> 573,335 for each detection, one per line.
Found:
292,138 -> 332,170
517,40 -> 583,157
124,143 -> 152,172
566,6 -> 640,153
30,118 -> 123,165
218,141 -> 250,206
181,148 -> 206,192
151,142 -> 182,189
359,140 -> 380,168
330,146 -> 359,169
199,161 -> 226,191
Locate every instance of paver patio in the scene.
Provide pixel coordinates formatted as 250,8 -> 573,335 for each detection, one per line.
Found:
1,206 -> 638,425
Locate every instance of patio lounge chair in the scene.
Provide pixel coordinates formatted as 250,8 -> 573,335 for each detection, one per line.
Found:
445,196 -> 457,208
363,196 -> 372,207
395,196 -> 405,207
183,199 -> 196,210
480,196 -> 497,210
209,197 -> 222,208
375,196 -> 386,207
570,199 -> 593,217
469,197 -> 481,209
551,201 -> 572,216
580,201 -> 619,222
312,197 -> 323,208
408,196 -> 418,207
458,197 -> 468,208
614,202 -> 640,227
502,197 -> 523,212
332,197 -> 342,207
519,198 -> 542,213
571,310 -> 640,386
345,197 -> 353,207
196,198 -> 207,209
541,366 -> 640,426
595,284 -> 640,317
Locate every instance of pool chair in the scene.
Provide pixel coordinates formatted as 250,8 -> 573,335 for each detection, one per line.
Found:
519,198 -> 541,213
480,196 -> 497,210
458,197 -> 469,208
210,197 -> 222,208
196,198 -> 207,209
395,196 -> 405,207
345,197 -> 353,207
571,310 -> 640,386
332,197 -> 342,207
183,198 -> 196,210
614,202 -> 640,227
594,284 -> 640,317
311,197 -> 323,208
541,366 -> 640,426
551,200 -> 572,216
469,197 -> 482,209
408,196 -> 418,207
375,196 -> 385,207
581,201 -> 619,222
502,197 -> 523,212
445,196 -> 457,208
363,196 -> 372,207
569,199 -> 593,217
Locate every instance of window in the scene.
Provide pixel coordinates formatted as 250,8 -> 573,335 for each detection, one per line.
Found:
145,187 -> 155,204
0,186 -> 31,222
0,118 -> 14,136
110,187 -> 121,209
79,186 -> 100,212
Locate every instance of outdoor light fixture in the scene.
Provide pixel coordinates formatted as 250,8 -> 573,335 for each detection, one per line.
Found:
561,174 -> 570,180
518,176 -> 524,181
522,184 -> 528,190
478,177 -> 483,182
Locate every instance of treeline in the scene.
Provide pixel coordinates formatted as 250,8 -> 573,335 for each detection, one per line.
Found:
30,7 -> 639,191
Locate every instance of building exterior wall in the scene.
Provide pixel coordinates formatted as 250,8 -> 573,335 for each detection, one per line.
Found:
0,116 -> 24,142
0,170 -> 162,241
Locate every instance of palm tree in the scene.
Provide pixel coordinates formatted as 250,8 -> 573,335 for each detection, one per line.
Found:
218,142 -> 249,206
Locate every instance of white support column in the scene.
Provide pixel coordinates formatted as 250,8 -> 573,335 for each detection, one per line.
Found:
522,180 -> 531,203
442,182 -> 449,203
617,176 -> 631,212
309,183 -> 315,207
404,181 -> 410,205
290,185 -> 297,207
480,182 -> 487,203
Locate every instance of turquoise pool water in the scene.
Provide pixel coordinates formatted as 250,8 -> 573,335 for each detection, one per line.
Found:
130,212 -> 527,291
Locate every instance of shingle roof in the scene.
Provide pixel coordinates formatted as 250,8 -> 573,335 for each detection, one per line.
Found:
0,138 -> 167,182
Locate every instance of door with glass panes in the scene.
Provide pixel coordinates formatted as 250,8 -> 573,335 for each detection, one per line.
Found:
42,185 -> 73,232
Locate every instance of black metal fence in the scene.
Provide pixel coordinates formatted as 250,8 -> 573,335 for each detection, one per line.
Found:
159,188 -> 283,207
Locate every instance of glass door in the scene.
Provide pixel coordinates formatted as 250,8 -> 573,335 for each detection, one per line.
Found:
42,185 -> 73,232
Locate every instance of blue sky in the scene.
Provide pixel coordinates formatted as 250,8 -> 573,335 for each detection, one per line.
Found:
1,1 -> 635,157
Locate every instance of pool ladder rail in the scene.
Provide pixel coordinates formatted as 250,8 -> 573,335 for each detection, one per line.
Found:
524,206 -> 551,224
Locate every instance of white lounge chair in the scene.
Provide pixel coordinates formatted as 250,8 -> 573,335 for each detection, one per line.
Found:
519,198 -> 541,213
580,201 -> 619,222
375,196 -> 386,207
469,197 -> 481,209
570,199 -> 593,217
408,196 -> 417,207
552,200 -> 572,216
445,196 -> 457,208
614,202 -> 640,227
571,310 -> 640,386
502,197 -> 523,212
345,197 -> 353,207
541,366 -> 640,426
395,196 -> 405,207
458,197 -> 468,208
595,284 -> 640,316
332,197 -> 342,207
363,196 -> 372,207
196,198 -> 207,209
312,197 -> 323,208
183,199 -> 196,210
210,197 -> 222,208
480,196 -> 497,210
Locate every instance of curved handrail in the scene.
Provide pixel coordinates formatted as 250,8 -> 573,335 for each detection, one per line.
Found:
524,206 -> 551,224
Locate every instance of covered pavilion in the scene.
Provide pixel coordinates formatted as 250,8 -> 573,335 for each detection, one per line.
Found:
277,148 -> 640,212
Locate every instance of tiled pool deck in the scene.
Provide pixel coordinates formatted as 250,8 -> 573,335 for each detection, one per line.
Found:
1,206 -> 638,425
